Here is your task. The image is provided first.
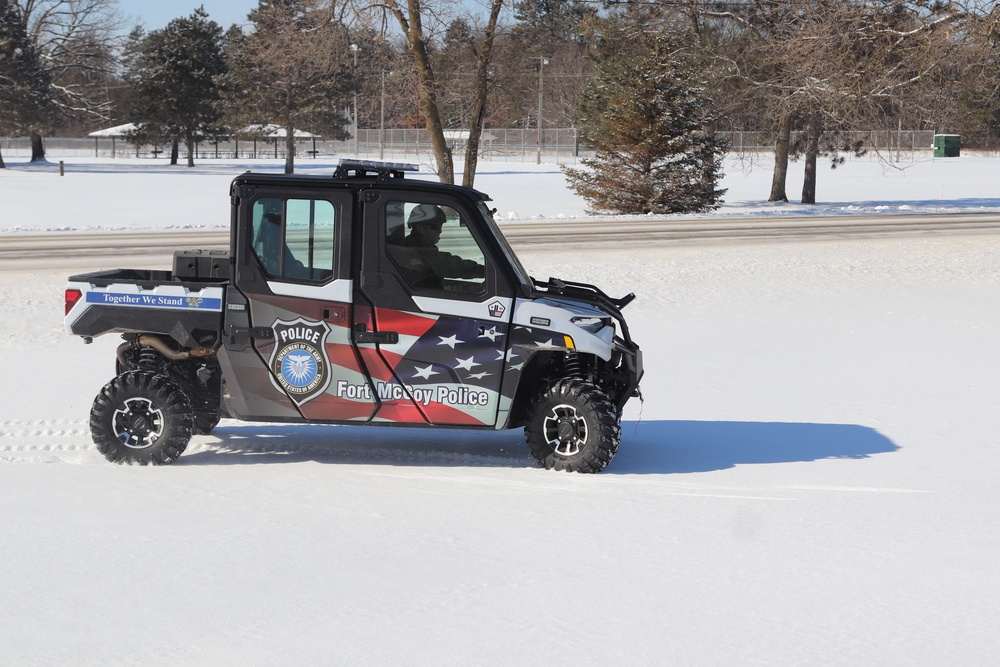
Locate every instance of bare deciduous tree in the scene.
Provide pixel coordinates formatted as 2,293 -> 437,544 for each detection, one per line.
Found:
11,0 -> 122,160
377,0 -> 456,182
458,0 -> 504,187
925,1 -> 1000,149
683,0 -> 965,203
363,0 -> 504,186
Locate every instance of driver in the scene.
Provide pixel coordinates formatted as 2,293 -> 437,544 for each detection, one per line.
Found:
389,204 -> 484,289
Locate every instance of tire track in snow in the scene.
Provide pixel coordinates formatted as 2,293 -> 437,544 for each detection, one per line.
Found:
0,420 -> 94,463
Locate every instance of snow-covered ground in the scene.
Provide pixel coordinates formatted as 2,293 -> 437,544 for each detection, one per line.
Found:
3,150 -> 1000,232
1,154 -> 999,665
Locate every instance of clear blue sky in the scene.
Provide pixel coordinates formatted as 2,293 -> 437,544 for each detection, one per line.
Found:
117,0 -> 260,31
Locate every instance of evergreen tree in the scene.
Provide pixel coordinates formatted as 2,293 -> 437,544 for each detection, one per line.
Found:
511,0 -> 593,49
0,0 -> 54,167
220,0 -> 353,174
564,33 -> 728,215
506,0 -> 596,129
123,8 -> 228,167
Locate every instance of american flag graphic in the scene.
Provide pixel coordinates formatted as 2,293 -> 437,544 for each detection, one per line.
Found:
369,308 -> 509,425
249,294 -> 563,428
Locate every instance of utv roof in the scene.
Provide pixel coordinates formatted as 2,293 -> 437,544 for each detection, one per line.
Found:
231,159 -> 491,201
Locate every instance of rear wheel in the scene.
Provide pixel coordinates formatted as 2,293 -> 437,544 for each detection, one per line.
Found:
192,411 -> 220,435
90,371 -> 193,465
525,379 -> 621,473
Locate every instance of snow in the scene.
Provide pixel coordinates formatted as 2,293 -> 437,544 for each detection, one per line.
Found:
3,151 -> 1000,233
2,153 -> 1000,664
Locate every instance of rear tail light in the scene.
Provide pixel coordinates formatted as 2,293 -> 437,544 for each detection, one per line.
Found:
65,289 -> 82,316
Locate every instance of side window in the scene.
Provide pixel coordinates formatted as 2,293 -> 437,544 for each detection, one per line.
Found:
385,200 -> 486,293
251,197 -> 336,282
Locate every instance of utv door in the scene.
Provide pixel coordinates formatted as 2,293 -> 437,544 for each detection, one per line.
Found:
354,191 -> 515,426
218,185 -> 378,422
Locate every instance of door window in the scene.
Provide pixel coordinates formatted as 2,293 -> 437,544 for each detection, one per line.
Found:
251,197 -> 336,282
385,200 -> 486,293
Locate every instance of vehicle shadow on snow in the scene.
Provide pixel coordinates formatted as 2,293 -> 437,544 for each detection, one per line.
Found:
178,419 -> 897,473
607,420 -> 899,474
180,423 -> 536,468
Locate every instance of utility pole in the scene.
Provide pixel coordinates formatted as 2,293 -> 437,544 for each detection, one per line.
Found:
380,70 -> 386,160
351,43 -> 359,157
536,57 -> 548,165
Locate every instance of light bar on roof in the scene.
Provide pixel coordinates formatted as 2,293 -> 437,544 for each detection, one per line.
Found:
333,159 -> 419,179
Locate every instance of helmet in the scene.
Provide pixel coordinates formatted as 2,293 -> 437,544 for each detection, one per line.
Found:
407,204 -> 448,227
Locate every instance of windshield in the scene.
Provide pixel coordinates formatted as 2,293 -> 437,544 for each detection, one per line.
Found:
477,202 -> 532,291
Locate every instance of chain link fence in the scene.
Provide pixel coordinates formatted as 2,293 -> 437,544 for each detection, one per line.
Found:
2,129 -> 938,163
722,130 -> 936,155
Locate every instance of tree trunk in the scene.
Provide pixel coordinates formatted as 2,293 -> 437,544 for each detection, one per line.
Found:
396,0 -> 454,184
170,139 -> 179,165
801,117 -> 821,204
463,103 -> 486,190
0,148 -> 5,169
284,129 -> 295,174
186,130 -> 195,168
768,115 -> 792,202
30,134 -> 45,162
462,0 -> 504,189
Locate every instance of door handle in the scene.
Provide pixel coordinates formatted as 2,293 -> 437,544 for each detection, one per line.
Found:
226,325 -> 274,343
353,323 -> 398,345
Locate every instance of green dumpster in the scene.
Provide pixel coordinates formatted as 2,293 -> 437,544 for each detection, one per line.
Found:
933,134 -> 960,158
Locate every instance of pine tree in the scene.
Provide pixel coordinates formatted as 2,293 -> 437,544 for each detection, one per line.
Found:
507,0 -> 596,131
123,8 -> 228,167
0,0 -> 54,167
564,33 -> 728,215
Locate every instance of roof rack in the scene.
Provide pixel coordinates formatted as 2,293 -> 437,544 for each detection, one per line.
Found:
333,159 -> 419,181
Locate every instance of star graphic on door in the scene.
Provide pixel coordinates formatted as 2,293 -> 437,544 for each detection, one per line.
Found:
412,364 -> 439,379
455,356 -> 480,371
479,326 -> 503,342
437,334 -> 462,349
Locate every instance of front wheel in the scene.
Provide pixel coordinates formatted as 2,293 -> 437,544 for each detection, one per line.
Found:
90,371 -> 194,465
525,379 -> 621,473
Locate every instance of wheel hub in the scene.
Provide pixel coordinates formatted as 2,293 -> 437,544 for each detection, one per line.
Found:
543,404 -> 588,456
113,397 -> 164,449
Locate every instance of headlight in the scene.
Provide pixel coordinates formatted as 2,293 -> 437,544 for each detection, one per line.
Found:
571,316 -> 611,333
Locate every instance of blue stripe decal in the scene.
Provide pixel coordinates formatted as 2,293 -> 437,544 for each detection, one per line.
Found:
85,292 -> 223,311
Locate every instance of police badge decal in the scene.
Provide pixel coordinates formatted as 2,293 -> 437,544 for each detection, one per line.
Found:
268,318 -> 332,405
